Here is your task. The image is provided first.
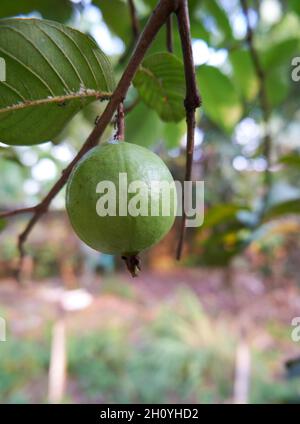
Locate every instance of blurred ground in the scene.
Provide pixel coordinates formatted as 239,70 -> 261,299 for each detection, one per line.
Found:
1,267 -> 300,404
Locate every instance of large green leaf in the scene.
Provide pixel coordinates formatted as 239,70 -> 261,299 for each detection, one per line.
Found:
0,18 -> 115,145
197,65 -> 243,132
133,52 -> 186,122
229,49 -> 259,102
0,0 -> 73,22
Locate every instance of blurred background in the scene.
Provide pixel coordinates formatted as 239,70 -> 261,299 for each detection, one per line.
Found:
0,0 -> 300,404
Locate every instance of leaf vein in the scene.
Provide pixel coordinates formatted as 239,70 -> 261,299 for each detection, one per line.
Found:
0,90 -> 112,114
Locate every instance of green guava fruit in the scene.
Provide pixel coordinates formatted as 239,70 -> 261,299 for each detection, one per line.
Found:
66,140 -> 177,261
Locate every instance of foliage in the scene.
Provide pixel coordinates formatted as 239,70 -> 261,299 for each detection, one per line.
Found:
0,337 -> 49,403
0,0 -> 299,407
66,289 -> 299,404
0,0 -> 299,264
133,53 -> 186,122
0,18 -> 115,145
0,0 -> 73,22
68,290 -> 235,403
0,287 -> 299,404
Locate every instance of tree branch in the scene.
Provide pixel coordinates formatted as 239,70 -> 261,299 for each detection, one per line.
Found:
166,14 -> 173,53
128,0 -> 140,42
0,206 -> 36,219
0,0 -> 178,265
240,0 -> 272,204
175,0 -> 201,260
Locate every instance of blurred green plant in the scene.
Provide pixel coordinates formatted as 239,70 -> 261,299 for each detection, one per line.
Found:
0,287 -> 299,404
68,290 -> 235,403
0,338 -> 49,403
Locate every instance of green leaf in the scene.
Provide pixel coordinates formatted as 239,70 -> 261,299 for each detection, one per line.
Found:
265,68 -> 290,107
143,0 -> 157,8
230,40 -> 291,112
0,18 -> 115,146
289,0 -> 300,15
0,218 -> 7,232
0,0 -> 73,22
197,65 -> 243,132
201,203 -> 248,230
204,0 -> 233,41
191,17 -> 210,43
229,49 -> 259,102
197,203 -> 248,266
163,121 -> 186,149
133,52 -> 186,122
264,199 -> 300,221
93,0 -> 131,43
125,101 -> 185,149
0,146 -> 23,166
261,38 -> 299,71
125,102 -> 163,147
279,153 -> 300,167
199,228 -> 246,267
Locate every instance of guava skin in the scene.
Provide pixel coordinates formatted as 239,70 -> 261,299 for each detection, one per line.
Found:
66,141 -> 177,256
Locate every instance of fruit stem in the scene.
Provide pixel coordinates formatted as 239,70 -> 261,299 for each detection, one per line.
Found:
122,254 -> 141,277
175,0 -> 201,260
114,102 -> 125,141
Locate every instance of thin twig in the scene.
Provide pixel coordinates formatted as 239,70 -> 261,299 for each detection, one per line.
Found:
175,0 -> 201,260
240,0 -> 272,203
114,102 -> 125,141
1,0 -> 178,267
0,206 -> 36,219
166,14 -> 173,53
128,0 -> 140,42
